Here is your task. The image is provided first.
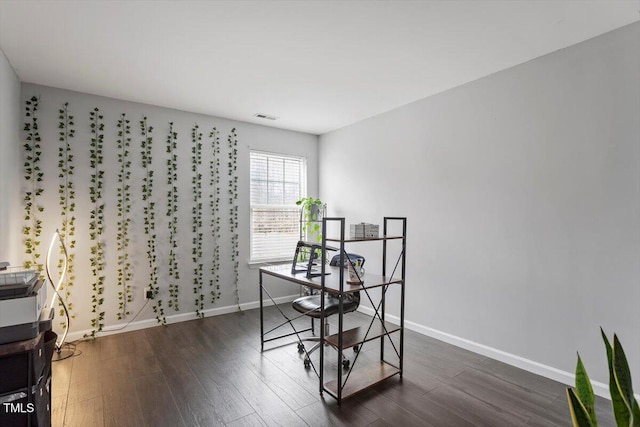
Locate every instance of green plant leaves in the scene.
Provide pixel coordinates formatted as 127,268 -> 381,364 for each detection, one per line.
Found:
116,113 -> 133,318
297,198 -> 324,243
633,400 -> 640,427
567,387 -> 595,427
86,107 -> 106,338
21,98 -> 245,335
612,334 -> 636,421
23,96 -> 44,273
228,128 -> 240,309
574,354 -> 597,425
209,127 -> 221,303
141,116 -> 164,325
57,101 -> 77,330
167,122 -> 181,311
570,330 -> 639,427
602,328 -> 632,426
191,124 -> 204,316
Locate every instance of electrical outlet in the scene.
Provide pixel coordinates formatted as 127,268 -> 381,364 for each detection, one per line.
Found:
144,287 -> 153,300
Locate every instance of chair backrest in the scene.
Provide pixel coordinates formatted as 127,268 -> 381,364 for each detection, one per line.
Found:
330,253 -> 364,307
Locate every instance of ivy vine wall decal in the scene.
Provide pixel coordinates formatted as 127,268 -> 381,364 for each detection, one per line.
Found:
228,128 -> 240,308
116,114 -> 133,319
57,103 -> 76,322
23,96 -> 44,272
141,117 -> 165,325
191,124 -> 205,317
87,108 -> 106,337
166,122 -> 180,311
209,127 -> 221,303
21,92 -> 248,334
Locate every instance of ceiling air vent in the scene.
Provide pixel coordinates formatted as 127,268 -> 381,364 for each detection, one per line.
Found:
253,113 -> 279,121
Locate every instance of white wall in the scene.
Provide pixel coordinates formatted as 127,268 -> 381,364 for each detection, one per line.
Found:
319,23 -> 639,388
0,49 -> 22,264
19,83 -> 317,336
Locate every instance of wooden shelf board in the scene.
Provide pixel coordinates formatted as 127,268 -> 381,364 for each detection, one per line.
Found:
324,361 -> 400,399
0,332 -> 42,356
260,265 -> 402,295
324,322 -> 401,349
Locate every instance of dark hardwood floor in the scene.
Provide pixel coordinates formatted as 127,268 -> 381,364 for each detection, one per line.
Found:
51,306 -> 615,426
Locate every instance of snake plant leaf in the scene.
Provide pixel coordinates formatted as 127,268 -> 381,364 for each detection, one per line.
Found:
575,354 -> 597,425
632,399 -> 640,427
602,328 -> 631,426
613,334 -> 635,414
567,387 -> 595,427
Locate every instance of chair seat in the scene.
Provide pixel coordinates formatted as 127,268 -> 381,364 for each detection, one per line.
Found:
292,294 -> 359,318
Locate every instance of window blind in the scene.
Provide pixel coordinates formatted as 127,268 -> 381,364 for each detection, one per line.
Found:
250,151 -> 306,262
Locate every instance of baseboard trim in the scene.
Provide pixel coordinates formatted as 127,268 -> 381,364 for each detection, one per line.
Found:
356,306 -> 616,399
64,294 -> 299,342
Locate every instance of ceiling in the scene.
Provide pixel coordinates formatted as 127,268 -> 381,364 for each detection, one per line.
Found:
1,1 -> 638,135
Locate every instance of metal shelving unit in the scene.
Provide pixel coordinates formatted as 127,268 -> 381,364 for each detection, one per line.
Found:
318,217 -> 407,404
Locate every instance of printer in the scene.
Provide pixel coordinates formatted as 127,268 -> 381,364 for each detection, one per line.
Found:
0,266 -> 52,345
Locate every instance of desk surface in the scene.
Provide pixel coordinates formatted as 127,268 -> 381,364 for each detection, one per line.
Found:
260,264 -> 402,294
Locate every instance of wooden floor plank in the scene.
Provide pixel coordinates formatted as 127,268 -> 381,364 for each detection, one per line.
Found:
67,341 -> 103,387
448,366 -> 556,422
185,351 -> 256,424
366,418 -> 395,427
51,395 -> 67,427
162,359 -> 225,427
477,357 -> 562,401
51,305 -> 594,427
225,412 -> 268,427
242,347 -> 319,410
354,387 -> 437,427
295,399 -> 380,427
423,381 -> 530,426
368,378 -> 475,427
103,395 -> 146,427
134,373 -> 185,427
211,356 -> 309,426
63,396 -> 103,427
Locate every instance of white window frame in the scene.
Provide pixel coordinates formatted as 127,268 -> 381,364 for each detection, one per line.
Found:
249,150 -> 306,264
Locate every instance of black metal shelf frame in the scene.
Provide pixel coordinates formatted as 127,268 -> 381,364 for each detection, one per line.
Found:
319,217 -> 407,404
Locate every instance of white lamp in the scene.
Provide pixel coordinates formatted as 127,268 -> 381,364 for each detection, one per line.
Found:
45,229 -> 74,359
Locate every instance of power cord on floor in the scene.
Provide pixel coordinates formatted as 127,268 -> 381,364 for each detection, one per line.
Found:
52,342 -> 81,362
56,299 -> 151,354
99,299 -> 150,333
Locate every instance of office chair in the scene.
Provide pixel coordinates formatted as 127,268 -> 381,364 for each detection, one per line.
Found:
292,253 -> 364,369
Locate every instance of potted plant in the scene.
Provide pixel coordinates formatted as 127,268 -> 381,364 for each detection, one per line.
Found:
296,197 -> 325,264
566,329 -> 639,426
296,197 -> 325,242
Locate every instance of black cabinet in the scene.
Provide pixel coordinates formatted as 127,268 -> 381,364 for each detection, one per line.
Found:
0,330 -> 55,427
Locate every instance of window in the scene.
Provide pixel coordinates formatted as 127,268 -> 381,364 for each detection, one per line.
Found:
250,151 -> 306,263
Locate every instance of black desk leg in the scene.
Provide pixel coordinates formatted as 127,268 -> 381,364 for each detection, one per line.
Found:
260,269 -> 264,352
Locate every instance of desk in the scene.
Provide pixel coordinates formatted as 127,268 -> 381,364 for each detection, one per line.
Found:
259,216 -> 406,404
